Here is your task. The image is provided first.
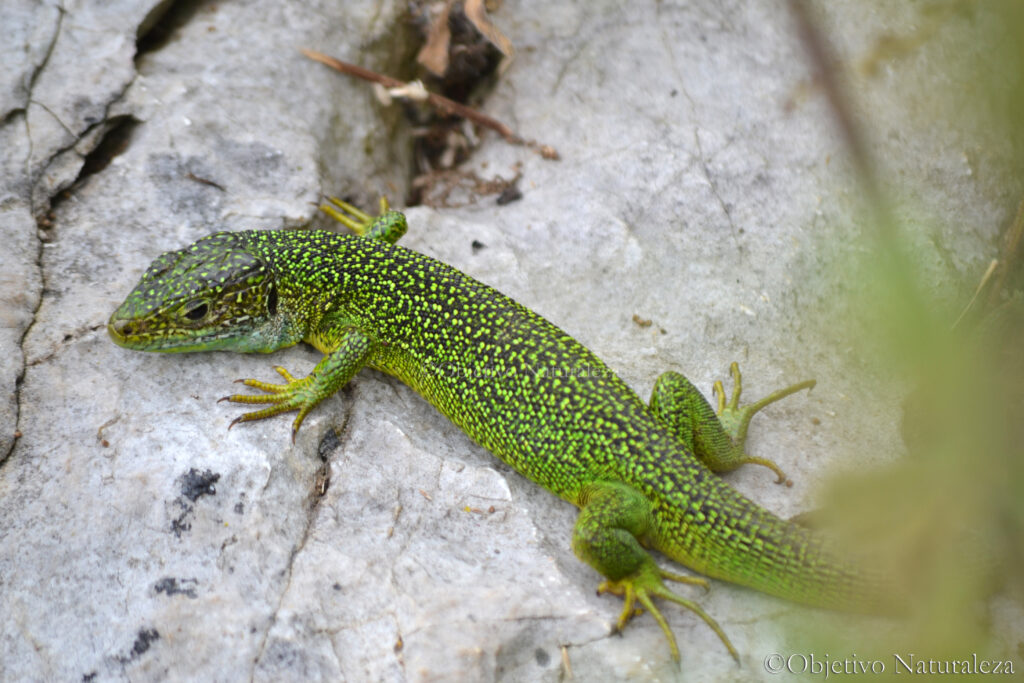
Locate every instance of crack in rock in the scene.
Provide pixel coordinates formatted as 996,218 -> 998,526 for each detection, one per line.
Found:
250,426 -> 350,680
14,2 -> 65,120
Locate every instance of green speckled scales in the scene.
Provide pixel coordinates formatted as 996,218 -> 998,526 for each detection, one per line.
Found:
109,204 -> 889,663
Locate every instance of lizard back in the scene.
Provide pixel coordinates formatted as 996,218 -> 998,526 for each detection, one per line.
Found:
250,230 -> 890,612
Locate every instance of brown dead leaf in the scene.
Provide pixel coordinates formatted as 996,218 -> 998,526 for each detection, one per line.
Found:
464,0 -> 514,59
418,0 -> 455,76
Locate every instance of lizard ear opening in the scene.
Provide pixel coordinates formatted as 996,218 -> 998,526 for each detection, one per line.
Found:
267,284 -> 278,316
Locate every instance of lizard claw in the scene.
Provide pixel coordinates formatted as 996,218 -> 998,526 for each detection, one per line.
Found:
596,566 -> 739,665
220,366 -> 318,437
712,362 -> 815,486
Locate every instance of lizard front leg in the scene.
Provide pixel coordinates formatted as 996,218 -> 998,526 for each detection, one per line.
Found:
221,329 -> 375,440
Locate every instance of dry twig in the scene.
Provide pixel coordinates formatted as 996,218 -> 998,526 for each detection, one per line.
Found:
302,49 -> 558,160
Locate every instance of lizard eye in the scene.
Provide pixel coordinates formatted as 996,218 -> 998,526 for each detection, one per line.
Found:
184,301 -> 209,320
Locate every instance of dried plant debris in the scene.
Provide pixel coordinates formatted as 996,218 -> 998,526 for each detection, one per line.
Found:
302,50 -> 536,147
464,0 -> 514,63
411,166 -> 522,208
304,2 -> 552,207
416,0 -> 455,77
951,197 -> 1024,330
303,46 -> 556,206
415,0 -> 513,87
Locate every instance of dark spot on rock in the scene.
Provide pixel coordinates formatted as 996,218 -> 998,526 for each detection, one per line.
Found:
170,511 -> 191,537
116,628 -> 160,664
318,429 -> 341,461
131,629 -> 159,657
496,184 -> 522,206
154,577 -> 198,598
181,468 -> 220,501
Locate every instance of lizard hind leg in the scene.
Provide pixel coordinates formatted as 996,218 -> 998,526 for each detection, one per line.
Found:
571,481 -> 738,664
713,362 -> 816,451
650,364 -> 815,485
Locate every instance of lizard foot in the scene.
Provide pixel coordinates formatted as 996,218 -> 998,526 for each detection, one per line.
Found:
321,196 -> 407,244
219,365 -> 319,441
712,361 -> 816,486
596,565 -> 737,664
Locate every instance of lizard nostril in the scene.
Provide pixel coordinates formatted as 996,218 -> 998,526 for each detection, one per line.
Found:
108,317 -> 134,341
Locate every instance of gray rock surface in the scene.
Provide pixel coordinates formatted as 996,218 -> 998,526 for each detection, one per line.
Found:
1,0 -> 1020,681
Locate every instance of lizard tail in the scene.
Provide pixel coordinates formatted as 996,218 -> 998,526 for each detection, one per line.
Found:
659,479 -> 898,614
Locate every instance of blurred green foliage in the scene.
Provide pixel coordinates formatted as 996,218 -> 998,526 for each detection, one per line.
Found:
788,0 -> 1024,675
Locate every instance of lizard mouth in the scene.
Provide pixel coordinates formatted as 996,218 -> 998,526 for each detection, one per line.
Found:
107,314 -> 181,350
107,308 -> 268,353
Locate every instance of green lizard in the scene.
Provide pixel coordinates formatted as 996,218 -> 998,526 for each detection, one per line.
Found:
108,198 -> 889,663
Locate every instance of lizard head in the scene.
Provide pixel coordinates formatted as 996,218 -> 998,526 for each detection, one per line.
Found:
108,231 -> 286,353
